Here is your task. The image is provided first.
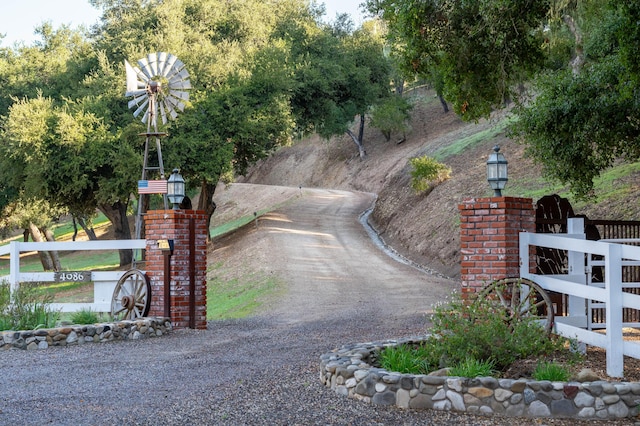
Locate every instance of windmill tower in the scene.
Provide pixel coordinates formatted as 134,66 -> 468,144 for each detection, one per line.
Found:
124,53 -> 191,242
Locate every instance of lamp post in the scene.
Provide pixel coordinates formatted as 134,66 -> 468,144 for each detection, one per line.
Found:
167,168 -> 185,209
486,145 -> 508,196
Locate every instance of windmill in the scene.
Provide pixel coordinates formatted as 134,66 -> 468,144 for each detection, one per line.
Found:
124,52 -> 191,241
110,53 -> 191,321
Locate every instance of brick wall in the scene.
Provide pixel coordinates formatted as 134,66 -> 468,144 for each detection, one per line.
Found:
458,196 -> 535,297
145,210 -> 208,329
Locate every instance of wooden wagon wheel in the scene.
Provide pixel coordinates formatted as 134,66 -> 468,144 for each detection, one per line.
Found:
477,277 -> 555,334
111,269 -> 151,320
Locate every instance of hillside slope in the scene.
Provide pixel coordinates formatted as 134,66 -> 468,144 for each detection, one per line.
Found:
239,90 -> 640,279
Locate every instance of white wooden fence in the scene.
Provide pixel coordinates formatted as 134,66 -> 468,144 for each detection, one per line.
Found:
520,217 -> 640,377
0,239 -> 146,313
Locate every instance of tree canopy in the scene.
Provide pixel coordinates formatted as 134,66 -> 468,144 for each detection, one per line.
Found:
367,0 -> 640,199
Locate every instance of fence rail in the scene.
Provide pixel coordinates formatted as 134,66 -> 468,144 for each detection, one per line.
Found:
0,239 -> 146,313
520,218 -> 640,377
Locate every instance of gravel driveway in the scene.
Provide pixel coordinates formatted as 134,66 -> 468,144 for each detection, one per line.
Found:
0,188 -> 635,425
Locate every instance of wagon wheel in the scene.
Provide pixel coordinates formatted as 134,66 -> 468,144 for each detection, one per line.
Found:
111,269 -> 151,320
477,277 -> 555,335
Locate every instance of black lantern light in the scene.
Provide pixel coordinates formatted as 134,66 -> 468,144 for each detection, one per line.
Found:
486,145 -> 508,197
167,168 -> 185,209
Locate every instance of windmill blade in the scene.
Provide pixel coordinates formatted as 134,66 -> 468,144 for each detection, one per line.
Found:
147,53 -> 158,77
168,80 -> 191,90
126,90 -> 148,102
160,53 -> 177,77
165,95 -> 186,112
165,101 -> 179,120
159,101 -> 168,125
165,59 -> 186,80
138,57 -> 154,79
141,109 -> 149,124
132,65 -> 149,84
157,52 -> 167,77
128,93 -> 148,110
169,90 -> 189,101
125,60 -> 140,95
133,98 -> 149,118
169,69 -> 190,85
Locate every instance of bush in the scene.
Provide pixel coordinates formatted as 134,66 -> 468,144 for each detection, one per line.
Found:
0,281 -> 59,331
70,308 -> 100,325
409,156 -> 452,194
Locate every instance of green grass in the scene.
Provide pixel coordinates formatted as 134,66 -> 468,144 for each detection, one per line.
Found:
206,261 -> 282,320
210,210 -> 268,239
533,361 -> 571,381
433,117 -> 515,161
449,357 -> 497,378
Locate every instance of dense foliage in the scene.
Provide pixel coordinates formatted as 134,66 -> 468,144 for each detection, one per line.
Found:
366,0 -> 640,199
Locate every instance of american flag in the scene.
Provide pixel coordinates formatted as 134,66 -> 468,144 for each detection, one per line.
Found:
138,180 -> 168,194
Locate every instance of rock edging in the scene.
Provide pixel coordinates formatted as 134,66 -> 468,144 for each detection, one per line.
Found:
0,317 -> 171,350
320,336 -> 640,420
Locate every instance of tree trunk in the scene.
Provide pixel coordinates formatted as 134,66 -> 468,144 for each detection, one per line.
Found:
346,129 -> 366,159
358,114 -> 365,143
41,227 -> 62,271
394,79 -> 405,96
29,222 -> 55,271
98,200 -> 132,267
563,14 -> 584,75
437,93 -> 449,113
72,217 -> 78,241
76,216 -> 98,240
197,180 -> 218,242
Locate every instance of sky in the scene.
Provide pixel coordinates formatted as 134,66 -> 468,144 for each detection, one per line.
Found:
0,0 -> 365,47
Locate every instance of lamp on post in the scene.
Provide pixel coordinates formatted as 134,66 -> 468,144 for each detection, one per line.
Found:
486,145 -> 508,197
167,168 -> 185,210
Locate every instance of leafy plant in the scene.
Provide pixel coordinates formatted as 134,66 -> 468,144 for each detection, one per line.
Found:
409,156 -> 452,194
379,343 -> 432,374
0,281 -> 59,331
449,357 -> 496,378
70,308 -> 100,325
370,96 -> 413,142
533,361 -> 571,381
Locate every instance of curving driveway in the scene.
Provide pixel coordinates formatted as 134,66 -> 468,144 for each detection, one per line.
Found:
0,187 -> 616,425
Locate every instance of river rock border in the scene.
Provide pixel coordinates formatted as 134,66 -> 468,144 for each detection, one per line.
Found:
320,336 -> 640,420
0,317 -> 171,350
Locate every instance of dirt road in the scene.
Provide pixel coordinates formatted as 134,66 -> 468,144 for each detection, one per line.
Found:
2,186 -> 619,425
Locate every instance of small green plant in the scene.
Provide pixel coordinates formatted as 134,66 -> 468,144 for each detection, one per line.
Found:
378,343 -> 433,374
532,361 -> 571,381
409,155 -> 452,194
370,95 -> 413,142
449,357 -> 497,378
70,308 -> 100,325
0,282 -> 59,331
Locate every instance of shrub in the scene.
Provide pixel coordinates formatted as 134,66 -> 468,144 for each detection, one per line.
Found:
533,361 -> 571,381
449,357 -> 496,378
427,291 -> 565,371
0,281 -> 59,331
70,308 -> 100,325
409,156 -> 452,194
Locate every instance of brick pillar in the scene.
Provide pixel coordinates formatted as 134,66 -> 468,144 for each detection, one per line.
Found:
144,210 -> 208,329
458,196 -> 535,298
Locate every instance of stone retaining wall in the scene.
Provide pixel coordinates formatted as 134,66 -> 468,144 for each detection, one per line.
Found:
0,317 -> 171,350
320,337 -> 640,420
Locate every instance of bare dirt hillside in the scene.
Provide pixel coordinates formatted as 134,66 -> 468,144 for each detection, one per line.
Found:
238,90 -> 640,279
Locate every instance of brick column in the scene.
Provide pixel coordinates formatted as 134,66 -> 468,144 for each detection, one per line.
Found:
144,210 -> 208,329
458,196 -> 535,298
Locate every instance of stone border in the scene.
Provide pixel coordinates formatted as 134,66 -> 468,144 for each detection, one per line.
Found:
320,336 -> 640,420
0,317 -> 171,350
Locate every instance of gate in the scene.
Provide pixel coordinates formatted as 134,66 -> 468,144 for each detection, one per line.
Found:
535,194 -> 640,329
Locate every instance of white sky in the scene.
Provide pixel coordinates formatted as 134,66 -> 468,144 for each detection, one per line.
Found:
0,0 -> 365,47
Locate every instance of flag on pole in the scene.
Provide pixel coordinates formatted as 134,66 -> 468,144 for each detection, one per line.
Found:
138,180 -> 168,194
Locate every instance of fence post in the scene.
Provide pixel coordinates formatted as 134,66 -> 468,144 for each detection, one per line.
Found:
566,218 -> 587,325
9,241 -> 19,294
605,242 -> 624,377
